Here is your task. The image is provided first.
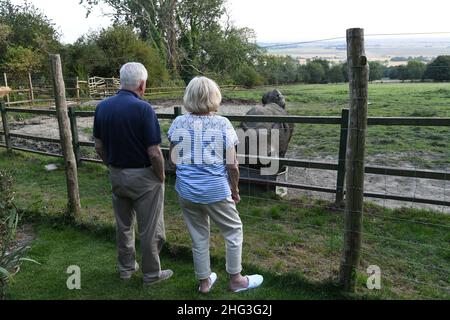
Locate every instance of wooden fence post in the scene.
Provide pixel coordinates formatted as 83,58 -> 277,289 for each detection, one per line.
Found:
339,28 -> 369,292
174,106 -> 183,118
28,73 -> 34,105
76,77 -> 80,101
0,101 -> 12,153
335,109 -> 350,205
68,106 -> 81,166
50,54 -> 82,219
3,73 -> 10,105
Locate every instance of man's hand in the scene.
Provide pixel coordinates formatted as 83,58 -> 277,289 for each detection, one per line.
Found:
147,145 -> 165,183
95,138 -> 108,166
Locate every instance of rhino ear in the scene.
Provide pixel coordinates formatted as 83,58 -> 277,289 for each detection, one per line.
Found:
262,92 -> 270,105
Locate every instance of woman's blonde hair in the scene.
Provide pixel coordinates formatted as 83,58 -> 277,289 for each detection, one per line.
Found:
183,76 -> 222,113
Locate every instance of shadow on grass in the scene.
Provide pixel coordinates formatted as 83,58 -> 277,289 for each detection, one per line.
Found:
12,212 -> 351,300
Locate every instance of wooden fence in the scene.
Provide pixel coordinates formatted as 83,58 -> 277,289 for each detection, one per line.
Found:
1,103 -> 449,208
2,72 -> 244,106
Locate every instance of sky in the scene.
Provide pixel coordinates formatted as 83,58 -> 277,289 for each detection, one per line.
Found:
10,0 -> 450,44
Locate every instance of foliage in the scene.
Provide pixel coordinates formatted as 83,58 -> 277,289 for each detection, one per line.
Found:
369,61 -> 385,82
303,61 -> 326,84
0,170 -> 39,300
406,60 -> 426,80
233,65 -> 264,88
256,55 -> 299,85
0,0 -> 60,73
63,25 -> 169,86
80,0 -> 226,77
328,64 -> 346,83
424,55 -> 450,81
2,46 -> 41,76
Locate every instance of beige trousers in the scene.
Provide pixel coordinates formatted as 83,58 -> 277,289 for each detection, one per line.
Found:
109,167 -> 165,283
179,196 -> 243,280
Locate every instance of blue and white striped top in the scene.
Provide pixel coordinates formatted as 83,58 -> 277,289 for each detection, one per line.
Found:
168,114 -> 239,204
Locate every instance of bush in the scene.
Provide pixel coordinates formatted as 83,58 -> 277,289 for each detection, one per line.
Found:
63,25 -> 170,87
424,55 -> 450,81
233,65 -> 263,88
0,170 -> 38,300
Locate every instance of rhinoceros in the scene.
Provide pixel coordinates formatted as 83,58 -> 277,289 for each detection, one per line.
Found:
238,89 -> 294,173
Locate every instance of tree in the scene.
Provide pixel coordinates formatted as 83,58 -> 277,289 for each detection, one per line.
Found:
397,65 -> 408,81
233,65 -> 263,88
0,23 -> 11,45
304,61 -> 326,84
406,60 -> 426,80
1,46 -> 41,76
369,61 -> 384,82
312,59 -> 330,75
178,25 -> 263,85
424,56 -> 450,81
256,55 -> 298,85
328,64 -> 345,83
0,0 -> 60,73
63,26 -> 169,87
81,0 -> 226,77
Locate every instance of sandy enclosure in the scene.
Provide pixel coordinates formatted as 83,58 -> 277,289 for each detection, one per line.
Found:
1,101 -> 448,213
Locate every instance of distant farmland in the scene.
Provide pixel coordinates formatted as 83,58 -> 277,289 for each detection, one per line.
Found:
266,37 -> 450,65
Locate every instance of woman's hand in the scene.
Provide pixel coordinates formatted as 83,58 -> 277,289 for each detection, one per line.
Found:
232,191 -> 241,205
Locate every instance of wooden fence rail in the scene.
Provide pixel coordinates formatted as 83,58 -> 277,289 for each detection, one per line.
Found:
1,103 -> 449,208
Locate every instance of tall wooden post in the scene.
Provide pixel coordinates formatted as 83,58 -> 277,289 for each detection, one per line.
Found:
339,28 -> 369,292
28,73 -> 34,105
3,73 -> 10,105
335,109 -> 350,205
75,77 -> 80,101
174,106 -> 183,118
0,100 -> 12,153
68,106 -> 81,166
50,54 -> 82,219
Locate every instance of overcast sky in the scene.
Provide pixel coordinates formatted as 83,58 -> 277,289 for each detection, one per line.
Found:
10,0 -> 450,43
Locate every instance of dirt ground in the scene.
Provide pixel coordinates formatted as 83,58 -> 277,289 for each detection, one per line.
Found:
2,102 -> 449,213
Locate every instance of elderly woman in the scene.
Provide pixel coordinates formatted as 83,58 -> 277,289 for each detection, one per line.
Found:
168,76 -> 263,294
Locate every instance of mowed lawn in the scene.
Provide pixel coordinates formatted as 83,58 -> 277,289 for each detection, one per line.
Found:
7,223 -> 344,300
1,151 -> 449,300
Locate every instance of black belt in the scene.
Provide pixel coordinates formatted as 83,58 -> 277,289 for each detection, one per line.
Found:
111,164 -> 151,169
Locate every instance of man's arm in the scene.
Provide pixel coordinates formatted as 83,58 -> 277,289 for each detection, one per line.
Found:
226,147 -> 240,204
147,145 -> 165,183
95,138 -> 108,166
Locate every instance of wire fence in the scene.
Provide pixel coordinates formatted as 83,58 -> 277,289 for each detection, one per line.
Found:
0,31 -> 449,299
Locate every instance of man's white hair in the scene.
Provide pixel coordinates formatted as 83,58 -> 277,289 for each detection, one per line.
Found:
120,62 -> 148,90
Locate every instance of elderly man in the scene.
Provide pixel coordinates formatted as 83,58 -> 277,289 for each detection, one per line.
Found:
94,62 -> 173,286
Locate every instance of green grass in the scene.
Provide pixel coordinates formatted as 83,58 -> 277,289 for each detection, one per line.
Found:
6,223 -> 344,300
1,150 -> 449,300
7,82 -> 448,168
221,83 -> 450,168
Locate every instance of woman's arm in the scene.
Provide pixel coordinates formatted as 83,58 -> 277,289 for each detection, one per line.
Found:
226,147 -> 241,204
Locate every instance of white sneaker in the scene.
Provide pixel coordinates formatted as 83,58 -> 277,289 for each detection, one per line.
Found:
233,274 -> 264,293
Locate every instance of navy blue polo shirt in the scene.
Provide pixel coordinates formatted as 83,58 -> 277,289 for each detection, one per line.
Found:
93,90 -> 161,168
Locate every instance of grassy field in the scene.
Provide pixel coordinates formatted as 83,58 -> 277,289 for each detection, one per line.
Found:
1,150 -> 449,300
4,82 -> 449,169
220,82 -> 450,169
